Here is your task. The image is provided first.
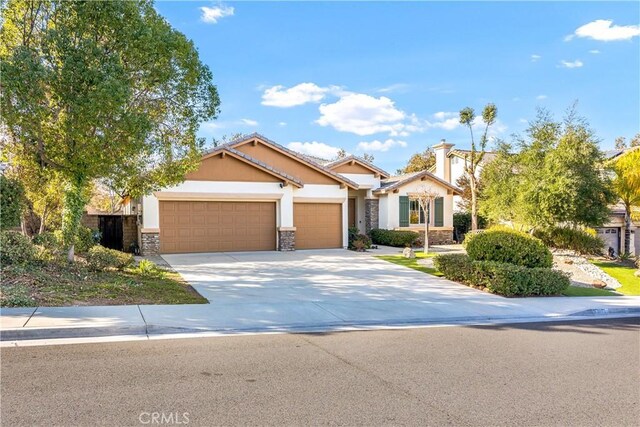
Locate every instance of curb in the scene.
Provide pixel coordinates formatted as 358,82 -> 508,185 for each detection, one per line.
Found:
2,311 -> 639,343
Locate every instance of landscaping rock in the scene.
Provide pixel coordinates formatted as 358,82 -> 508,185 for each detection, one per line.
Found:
592,280 -> 607,289
402,247 -> 415,259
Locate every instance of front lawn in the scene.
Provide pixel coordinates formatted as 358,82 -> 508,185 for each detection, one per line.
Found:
1,262 -> 208,307
561,286 -> 618,297
376,252 -> 443,277
590,261 -> 640,296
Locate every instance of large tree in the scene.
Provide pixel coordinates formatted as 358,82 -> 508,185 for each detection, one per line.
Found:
480,108 -> 615,230
609,149 -> 640,255
396,149 -> 435,175
1,0 -> 220,260
459,103 -> 497,231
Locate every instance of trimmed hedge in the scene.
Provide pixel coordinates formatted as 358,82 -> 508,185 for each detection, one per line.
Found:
464,229 -> 552,268
86,245 -> 134,271
533,226 -> 603,255
434,254 -> 570,297
370,228 -> 419,247
348,227 -> 372,251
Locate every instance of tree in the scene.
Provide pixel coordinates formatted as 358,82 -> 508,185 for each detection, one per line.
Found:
455,173 -> 485,212
0,174 -> 25,230
396,149 -> 435,174
610,149 -> 640,255
480,107 -> 615,230
615,136 -> 627,149
336,148 -> 347,159
1,0 -> 220,261
631,133 -> 640,147
362,153 -> 375,163
413,186 -> 439,254
459,103 -> 498,231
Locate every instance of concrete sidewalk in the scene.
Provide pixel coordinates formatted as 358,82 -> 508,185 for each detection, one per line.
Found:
2,296 -> 639,342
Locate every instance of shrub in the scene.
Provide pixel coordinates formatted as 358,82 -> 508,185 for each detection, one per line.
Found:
370,229 -> 419,247
0,231 -> 36,265
53,226 -> 99,253
0,284 -> 35,307
472,261 -> 570,297
433,254 -> 474,282
464,229 -> 552,268
86,245 -> 133,271
452,212 -> 487,243
0,175 -> 25,230
32,231 -> 61,249
533,226 -> 603,255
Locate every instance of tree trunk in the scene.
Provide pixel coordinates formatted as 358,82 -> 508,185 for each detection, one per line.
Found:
470,177 -> 478,231
61,177 -> 89,262
624,204 -> 631,256
424,222 -> 429,254
39,205 -> 48,234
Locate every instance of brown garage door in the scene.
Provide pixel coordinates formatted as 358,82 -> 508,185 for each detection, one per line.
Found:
159,201 -> 276,253
294,203 -> 342,249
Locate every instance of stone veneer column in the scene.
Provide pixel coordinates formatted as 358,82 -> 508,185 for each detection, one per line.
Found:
141,231 -> 160,255
278,227 -> 296,251
364,199 -> 379,234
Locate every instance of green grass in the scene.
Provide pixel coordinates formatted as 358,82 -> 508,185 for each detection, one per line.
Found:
590,261 -> 640,296
1,261 -> 208,307
376,251 -> 443,277
561,286 -> 618,297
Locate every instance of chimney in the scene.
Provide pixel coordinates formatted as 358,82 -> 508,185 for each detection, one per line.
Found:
432,139 -> 454,183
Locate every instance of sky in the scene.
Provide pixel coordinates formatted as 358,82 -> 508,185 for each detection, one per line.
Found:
155,1 -> 640,173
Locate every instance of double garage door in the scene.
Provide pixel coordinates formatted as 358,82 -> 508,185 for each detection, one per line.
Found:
159,201 -> 342,253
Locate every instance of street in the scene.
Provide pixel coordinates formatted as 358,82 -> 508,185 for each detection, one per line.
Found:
2,318 -> 639,426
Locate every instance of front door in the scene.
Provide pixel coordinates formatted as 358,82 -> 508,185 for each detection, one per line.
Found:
348,198 -> 356,228
99,216 -> 123,251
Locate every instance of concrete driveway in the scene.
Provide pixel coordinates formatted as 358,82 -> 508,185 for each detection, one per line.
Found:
144,249 -> 530,332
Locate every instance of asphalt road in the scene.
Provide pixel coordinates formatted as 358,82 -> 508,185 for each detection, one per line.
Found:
2,318 -> 639,426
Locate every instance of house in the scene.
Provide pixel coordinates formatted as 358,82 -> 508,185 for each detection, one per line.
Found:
428,140 -> 497,211
138,133 -> 460,255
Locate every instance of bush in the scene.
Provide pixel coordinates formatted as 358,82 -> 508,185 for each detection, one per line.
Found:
433,254 -> 474,282
452,212 -> 488,243
52,226 -> 99,253
370,229 -> 419,247
86,245 -> 133,271
464,229 -> 552,268
434,254 -> 570,296
32,231 -> 61,249
472,261 -> 570,297
0,231 -> 36,265
134,259 -> 163,277
533,226 -> 603,255
0,284 -> 35,307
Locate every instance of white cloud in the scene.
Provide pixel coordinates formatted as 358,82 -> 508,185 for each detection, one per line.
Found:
376,83 -> 410,94
278,122 -> 287,127
426,112 -> 460,131
531,54 -> 541,62
316,93 -> 409,136
589,49 -> 601,54
566,19 -> 640,42
240,118 -> 258,126
518,118 -> 528,124
559,59 -> 584,68
199,4 -> 234,24
262,83 -> 340,107
536,95 -> 547,100
357,139 -> 407,152
287,141 -> 341,159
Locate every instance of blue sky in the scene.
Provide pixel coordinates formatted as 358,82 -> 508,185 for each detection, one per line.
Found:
155,1 -> 640,172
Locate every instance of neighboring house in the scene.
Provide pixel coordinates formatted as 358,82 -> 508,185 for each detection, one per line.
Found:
428,140 -> 497,211
137,133 -> 460,255
596,148 -> 640,256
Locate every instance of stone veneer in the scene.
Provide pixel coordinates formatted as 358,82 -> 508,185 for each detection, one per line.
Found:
141,232 -> 160,256
364,199 -> 379,234
417,229 -> 454,245
278,230 -> 295,251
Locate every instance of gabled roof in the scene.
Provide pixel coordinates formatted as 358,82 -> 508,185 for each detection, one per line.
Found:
202,145 -> 304,188
373,170 -> 462,195
206,133 -> 359,189
325,155 -> 390,179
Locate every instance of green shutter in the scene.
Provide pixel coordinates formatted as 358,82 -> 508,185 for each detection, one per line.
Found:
434,197 -> 444,227
399,196 -> 409,227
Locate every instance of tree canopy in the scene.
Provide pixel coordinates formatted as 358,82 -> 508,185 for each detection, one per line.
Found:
480,108 -> 615,230
396,149 -> 435,175
1,0 -> 220,258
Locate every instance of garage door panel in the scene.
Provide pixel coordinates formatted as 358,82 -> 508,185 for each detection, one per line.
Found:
160,201 -> 276,253
294,203 -> 342,249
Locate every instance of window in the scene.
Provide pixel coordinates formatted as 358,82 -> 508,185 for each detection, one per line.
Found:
409,199 -> 429,225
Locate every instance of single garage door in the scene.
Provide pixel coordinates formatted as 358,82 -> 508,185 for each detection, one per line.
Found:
294,203 -> 342,249
159,201 -> 276,253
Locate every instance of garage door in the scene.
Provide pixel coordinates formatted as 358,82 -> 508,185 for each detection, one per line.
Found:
294,203 -> 342,249
159,201 -> 276,253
